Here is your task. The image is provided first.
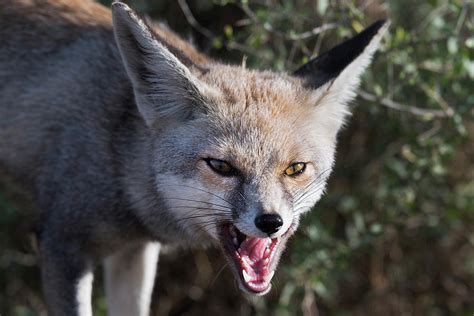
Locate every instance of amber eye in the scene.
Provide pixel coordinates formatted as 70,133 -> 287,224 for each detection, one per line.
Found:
285,162 -> 306,176
204,158 -> 235,176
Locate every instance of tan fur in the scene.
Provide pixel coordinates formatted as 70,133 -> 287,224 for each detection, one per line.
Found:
1,0 -> 111,32
0,0 -> 208,69
199,67 -> 316,181
0,0 -> 388,313
197,160 -> 235,190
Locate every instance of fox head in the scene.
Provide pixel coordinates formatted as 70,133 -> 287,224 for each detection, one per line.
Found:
112,2 -> 388,295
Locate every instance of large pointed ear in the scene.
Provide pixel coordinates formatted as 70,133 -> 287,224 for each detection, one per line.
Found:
112,2 -> 213,126
294,20 -> 390,131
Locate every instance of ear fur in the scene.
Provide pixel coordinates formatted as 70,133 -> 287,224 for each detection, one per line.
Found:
295,20 -> 390,132
112,2 -> 210,126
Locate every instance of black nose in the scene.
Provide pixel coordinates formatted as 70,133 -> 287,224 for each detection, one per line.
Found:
255,214 -> 283,235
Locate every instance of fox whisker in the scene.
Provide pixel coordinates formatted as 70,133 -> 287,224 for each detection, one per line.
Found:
293,181 -> 327,205
292,169 -> 331,202
211,262 -> 230,287
158,184 -> 236,208
236,190 -> 248,205
164,204 -> 231,213
127,194 -> 160,211
292,168 -> 332,198
172,214 -> 233,224
293,182 -> 327,205
160,197 -> 233,210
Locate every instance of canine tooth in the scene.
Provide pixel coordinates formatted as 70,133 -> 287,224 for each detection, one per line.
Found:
233,237 -> 238,246
267,270 -> 275,281
242,269 -> 252,283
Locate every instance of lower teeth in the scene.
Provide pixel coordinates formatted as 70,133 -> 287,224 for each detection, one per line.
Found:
242,269 -> 252,283
266,270 -> 275,281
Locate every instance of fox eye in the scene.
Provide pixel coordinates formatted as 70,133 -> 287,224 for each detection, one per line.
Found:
205,158 -> 235,176
285,162 -> 306,176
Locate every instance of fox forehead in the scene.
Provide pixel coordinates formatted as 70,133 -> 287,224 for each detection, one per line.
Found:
112,3 -> 388,184
196,66 -> 321,172
202,66 -> 312,115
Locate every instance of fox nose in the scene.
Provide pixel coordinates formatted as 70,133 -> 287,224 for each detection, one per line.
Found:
255,214 -> 283,235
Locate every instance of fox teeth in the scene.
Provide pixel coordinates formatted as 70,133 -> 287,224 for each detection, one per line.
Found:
242,269 -> 252,283
263,248 -> 271,258
242,256 -> 253,267
266,270 -> 275,281
232,237 -> 238,246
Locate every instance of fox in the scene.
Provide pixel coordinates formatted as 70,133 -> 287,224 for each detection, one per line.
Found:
0,0 -> 389,315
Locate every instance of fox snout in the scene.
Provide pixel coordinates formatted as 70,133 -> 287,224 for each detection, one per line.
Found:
236,201 -> 293,237
232,182 -> 295,240
216,193 -> 298,295
254,213 -> 283,235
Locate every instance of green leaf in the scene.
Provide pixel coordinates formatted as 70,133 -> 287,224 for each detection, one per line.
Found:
317,0 -> 328,15
447,37 -> 458,54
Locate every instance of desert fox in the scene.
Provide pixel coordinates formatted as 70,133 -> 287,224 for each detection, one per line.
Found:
0,0 -> 388,315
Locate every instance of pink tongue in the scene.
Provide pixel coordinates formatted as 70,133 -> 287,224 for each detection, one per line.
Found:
238,237 -> 271,282
239,237 -> 270,262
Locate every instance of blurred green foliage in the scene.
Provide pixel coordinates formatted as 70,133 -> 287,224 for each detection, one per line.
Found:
1,0 -> 473,315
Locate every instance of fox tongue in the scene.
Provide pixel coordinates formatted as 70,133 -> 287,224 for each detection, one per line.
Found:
240,237 -> 269,261
238,237 -> 271,282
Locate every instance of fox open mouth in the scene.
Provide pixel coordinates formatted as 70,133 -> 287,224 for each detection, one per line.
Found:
218,223 -> 289,295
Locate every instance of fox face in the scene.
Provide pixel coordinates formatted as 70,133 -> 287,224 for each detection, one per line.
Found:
112,3 -> 388,295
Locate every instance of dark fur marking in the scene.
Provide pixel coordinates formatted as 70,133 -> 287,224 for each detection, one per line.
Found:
294,20 -> 386,89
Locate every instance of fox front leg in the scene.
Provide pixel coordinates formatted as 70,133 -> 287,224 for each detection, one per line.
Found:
104,242 -> 160,316
40,237 -> 95,316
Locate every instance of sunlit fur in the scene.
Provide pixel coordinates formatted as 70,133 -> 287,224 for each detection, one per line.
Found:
113,3 -> 388,299
113,4 -> 388,243
0,0 -> 388,314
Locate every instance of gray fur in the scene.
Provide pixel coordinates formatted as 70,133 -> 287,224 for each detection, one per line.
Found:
0,0 -> 388,314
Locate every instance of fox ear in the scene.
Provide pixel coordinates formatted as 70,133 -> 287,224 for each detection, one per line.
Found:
294,20 -> 390,131
112,2 -> 210,126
